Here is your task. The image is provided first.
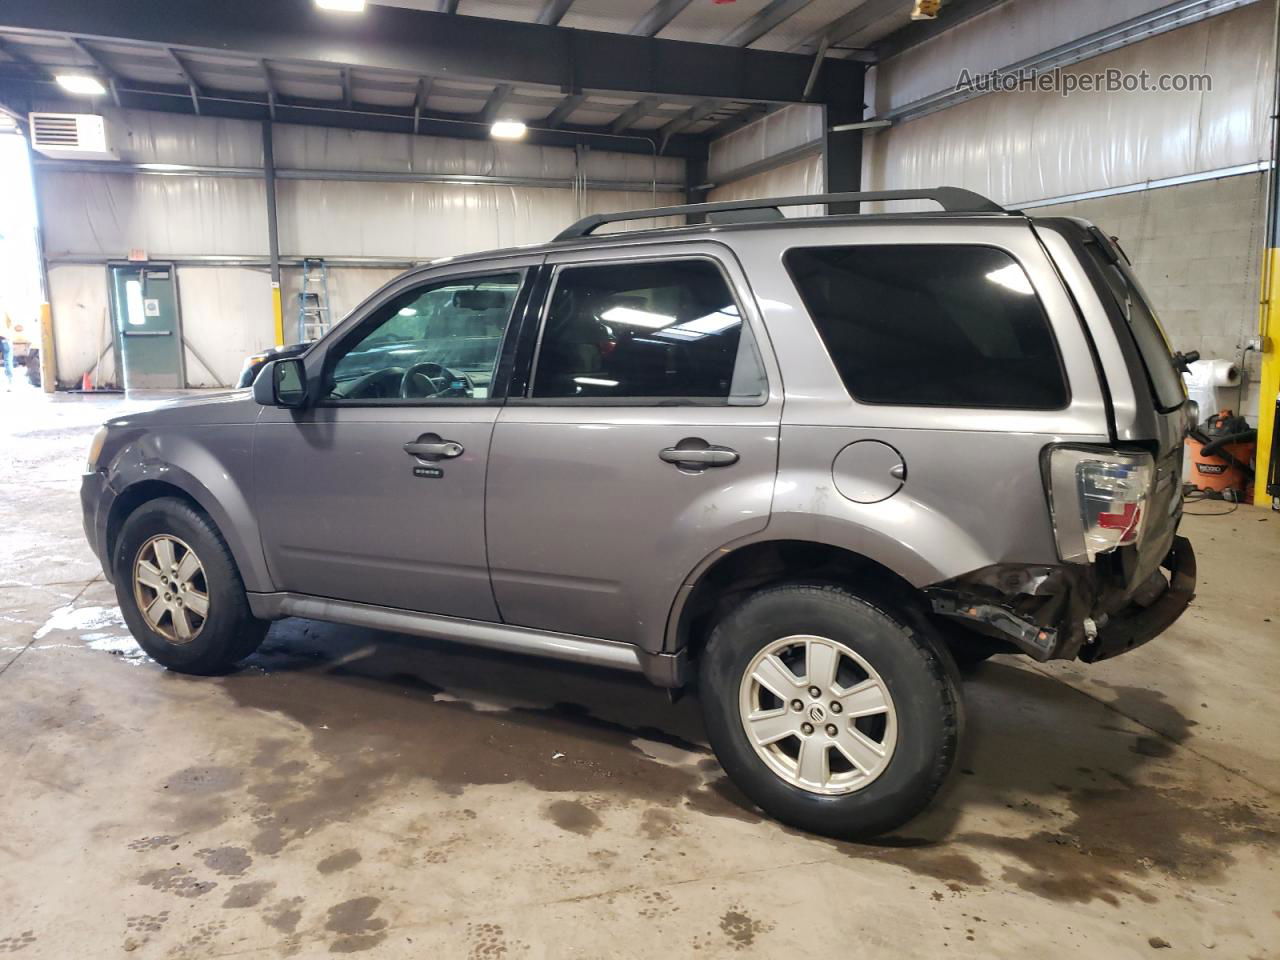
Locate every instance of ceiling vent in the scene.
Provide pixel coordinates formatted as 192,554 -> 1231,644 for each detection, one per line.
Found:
27,112 -> 118,160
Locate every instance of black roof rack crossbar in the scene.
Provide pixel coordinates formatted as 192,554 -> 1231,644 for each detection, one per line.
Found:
554,188 -> 1008,241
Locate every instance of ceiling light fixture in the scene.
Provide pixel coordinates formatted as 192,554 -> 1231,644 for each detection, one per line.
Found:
315,0 -> 366,11
55,74 -> 107,96
490,120 -> 527,140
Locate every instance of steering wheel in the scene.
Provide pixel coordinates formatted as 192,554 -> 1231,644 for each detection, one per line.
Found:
400,361 -> 472,399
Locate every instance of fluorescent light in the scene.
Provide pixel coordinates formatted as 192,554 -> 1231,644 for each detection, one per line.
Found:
573,377 -> 619,388
600,305 -> 675,330
315,0 -> 366,10
55,74 -> 106,96
985,264 -> 1035,296
490,120 -> 527,140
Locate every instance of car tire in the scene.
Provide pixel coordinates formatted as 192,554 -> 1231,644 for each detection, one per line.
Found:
698,583 -> 962,840
112,497 -> 267,675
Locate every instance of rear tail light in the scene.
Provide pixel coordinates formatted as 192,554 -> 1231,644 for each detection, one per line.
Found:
1044,446 -> 1154,563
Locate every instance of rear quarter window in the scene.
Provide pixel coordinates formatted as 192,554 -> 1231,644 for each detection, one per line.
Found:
785,244 -> 1069,409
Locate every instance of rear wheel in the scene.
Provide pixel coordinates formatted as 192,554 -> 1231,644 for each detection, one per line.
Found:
112,497 -> 267,674
699,583 -> 961,839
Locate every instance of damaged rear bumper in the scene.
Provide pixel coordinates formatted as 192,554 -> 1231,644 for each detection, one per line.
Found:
927,536 -> 1196,663
1078,535 -> 1196,662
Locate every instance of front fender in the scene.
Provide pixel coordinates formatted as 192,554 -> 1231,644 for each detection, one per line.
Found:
104,426 -> 273,592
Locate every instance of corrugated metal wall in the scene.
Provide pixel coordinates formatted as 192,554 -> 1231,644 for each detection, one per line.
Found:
36,107 -> 684,387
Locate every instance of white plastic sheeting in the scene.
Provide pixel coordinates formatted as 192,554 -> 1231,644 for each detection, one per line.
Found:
38,170 -> 269,257
707,154 -> 825,217
865,2 -> 1275,206
708,105 -> 823,181
272,125 -> 683,185
872,0 -> 1253,115
47,264 -> 115,387
32,104 -> 266,167
278,181 -> 682,258
176,268 -> 274,386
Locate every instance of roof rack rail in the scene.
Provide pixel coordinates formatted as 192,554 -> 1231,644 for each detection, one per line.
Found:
554,187 -> 1009,241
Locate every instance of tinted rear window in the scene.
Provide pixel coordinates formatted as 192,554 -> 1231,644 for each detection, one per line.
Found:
785,245 -> 1069,409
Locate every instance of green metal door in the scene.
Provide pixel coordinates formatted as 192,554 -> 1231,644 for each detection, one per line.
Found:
111,264 -> 184,389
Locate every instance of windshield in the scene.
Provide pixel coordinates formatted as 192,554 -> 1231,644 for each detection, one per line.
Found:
1083,232 -> 1185,412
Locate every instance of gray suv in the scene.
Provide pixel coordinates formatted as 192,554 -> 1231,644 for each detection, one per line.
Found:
81,189 -> 1196,839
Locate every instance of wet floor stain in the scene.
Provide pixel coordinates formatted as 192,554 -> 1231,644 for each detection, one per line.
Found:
0,931 -> 37,954
197,845 -> 252,877
222,880 -> 275,909
466,921 -> 518,959
129,634 -> 1279,925
203,646 -> 749,858
262,896 -> 306,934
718,908 -> 771,951
137,865 -> 217,899
639,807 -> 679,841
122,912 -> 168,953
317,848 -> 363,874
325,896 -> 388,954
546,799 -> 602,836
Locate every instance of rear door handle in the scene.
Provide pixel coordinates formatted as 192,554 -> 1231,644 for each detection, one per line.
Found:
659,445 -> 739,469
404,439 -> 464,459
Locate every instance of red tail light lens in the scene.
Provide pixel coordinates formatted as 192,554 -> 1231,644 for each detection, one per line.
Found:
1045,447 -> 1154,563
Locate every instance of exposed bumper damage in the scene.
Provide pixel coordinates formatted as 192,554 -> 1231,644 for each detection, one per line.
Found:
926,536 -> 1196,663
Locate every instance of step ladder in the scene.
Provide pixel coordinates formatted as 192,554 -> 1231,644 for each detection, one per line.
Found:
296,258 -> 332,343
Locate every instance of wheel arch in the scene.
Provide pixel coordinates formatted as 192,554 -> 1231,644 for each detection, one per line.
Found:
104,460 -> 271,593
665,539 -> 924,660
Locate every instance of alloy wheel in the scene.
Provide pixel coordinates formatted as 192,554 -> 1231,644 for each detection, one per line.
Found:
738,634 -> 898,795
132,534 -> 210,644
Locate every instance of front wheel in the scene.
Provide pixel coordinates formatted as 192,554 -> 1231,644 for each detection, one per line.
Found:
113,497 -> 267,675
698,583 -> 962,840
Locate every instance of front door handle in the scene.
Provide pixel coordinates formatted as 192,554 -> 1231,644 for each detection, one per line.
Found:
659,442 -> 740,469
404,439 -> 464,460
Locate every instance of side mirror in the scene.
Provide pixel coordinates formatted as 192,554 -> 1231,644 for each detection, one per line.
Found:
253,357 -> 309,408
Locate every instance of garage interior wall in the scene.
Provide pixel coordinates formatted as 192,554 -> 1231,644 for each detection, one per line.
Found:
863,0 -> 1277,423
707,105 -> 825,213
34,106 -> 684,388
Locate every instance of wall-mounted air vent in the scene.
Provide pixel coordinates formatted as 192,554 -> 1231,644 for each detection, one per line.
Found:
28,112 -> 117,160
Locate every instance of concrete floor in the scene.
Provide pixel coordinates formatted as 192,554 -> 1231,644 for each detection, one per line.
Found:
1,385 -> 1278,959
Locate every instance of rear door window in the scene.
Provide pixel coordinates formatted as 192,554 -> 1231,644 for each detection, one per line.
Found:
785,245 -> 1069,409
530,258 -> 766,403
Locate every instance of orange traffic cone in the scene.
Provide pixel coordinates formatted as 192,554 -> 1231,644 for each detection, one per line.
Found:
82,370 -> 93,391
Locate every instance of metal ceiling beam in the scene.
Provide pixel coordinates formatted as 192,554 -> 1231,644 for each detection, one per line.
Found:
412,76 -> 431,134
874,0 -> 1010,60
629,0 -> 694,37
657,99 -> 720,147
166,47 -> 200,114
609,97 -> 655,134
339,65 -> 351,109
69,38 -> 120,106
0,74 -> 707,157
260,59 -> 276,119
543,91 -> 584,128
792,0 -> 905,53
0,35 -> 47,79
480,83 -> 512,123
536,0 -> 576,27
720,0 -> 816,48
0,0 -> 861,105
